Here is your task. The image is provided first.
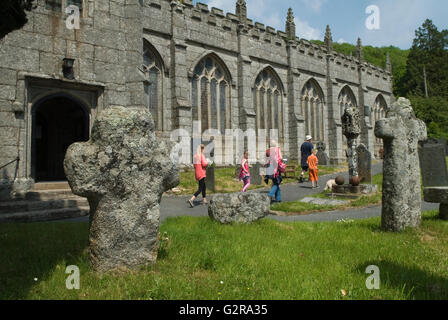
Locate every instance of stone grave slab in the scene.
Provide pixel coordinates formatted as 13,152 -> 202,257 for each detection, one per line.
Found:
419,139 -> 448,187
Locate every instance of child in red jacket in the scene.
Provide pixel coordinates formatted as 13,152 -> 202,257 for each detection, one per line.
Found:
189,144 -> 208,207
239,150 -> 251,192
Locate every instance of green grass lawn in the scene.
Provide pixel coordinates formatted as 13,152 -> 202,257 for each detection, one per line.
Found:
1,211 -> 447,300
272,174 -> 384,215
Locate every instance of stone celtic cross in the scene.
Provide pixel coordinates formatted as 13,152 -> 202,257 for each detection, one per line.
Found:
64,107 -> 179,272
375,98 -> 427,232
342,105 -> 361,178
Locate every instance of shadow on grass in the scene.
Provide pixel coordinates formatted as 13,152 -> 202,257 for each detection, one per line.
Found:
365,211 -> 442,233
357,260 -> 448,299
0,222 -> 89,299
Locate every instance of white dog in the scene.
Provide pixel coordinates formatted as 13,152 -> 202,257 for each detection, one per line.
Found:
324,179 -> 337,191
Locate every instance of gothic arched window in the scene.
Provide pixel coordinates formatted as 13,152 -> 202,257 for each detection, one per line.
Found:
338,86 -> 357,119
47,1 -> 84,15
301,79 -> 325,142
373,95 -> 387,145
143,43 -> 163,131
191,56 -> 231,134
67,0 -> 84,14
253,69 -> 284,138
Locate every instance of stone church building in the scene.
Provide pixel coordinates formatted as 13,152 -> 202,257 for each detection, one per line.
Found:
0,0 -> 392,200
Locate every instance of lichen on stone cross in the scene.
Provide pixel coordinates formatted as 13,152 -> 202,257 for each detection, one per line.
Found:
342,105 -> 361,177
64,106 -> 179,272
375,97 -> 427,232
316,141 -> 326,152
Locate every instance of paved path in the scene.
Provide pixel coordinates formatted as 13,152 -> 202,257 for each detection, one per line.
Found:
59,162 -> 439,224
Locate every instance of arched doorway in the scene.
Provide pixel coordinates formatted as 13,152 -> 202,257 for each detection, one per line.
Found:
31,95 -> 90,182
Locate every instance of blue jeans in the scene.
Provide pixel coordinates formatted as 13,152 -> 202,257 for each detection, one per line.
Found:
269,184 -> 282,202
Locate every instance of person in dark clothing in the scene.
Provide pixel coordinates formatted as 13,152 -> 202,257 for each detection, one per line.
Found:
299,135 -> 314,183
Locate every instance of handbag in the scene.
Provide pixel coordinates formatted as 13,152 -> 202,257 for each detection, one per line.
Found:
276,148 -> 287,173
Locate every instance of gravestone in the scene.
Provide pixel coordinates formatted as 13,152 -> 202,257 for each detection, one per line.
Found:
423,187 -> 448,220
356,144 -> 372,183
250,162 -> 263,185
64,107 -> 179,272
316,141 -> 329,166
206,166 -> 215,193
375,98 -> 427,232
419,139 -> 448,187
435,138 -> 448,156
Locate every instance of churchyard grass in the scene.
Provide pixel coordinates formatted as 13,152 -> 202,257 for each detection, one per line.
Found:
0,211 -> 447,300
315,164 -> 348,176
271,173 -> 384,215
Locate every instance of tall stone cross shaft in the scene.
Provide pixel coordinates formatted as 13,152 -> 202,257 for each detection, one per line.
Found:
375,98 -> 427,232
64,107 -> 179,272
342,105 -> 361,178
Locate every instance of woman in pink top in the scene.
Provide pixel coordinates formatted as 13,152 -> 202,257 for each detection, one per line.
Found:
189,144 -> 208,207
239,150 -> 250,192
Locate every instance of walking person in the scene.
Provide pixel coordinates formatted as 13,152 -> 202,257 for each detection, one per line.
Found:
307,148 -> 319,189
189,144 -> 208,208
239,150 -> 251,192
266,140 -> 283,203
299,135 -> 314,183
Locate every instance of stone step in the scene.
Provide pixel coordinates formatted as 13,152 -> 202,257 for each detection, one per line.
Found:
23,189 -> 79,201
0,198 -> 89,215
0,206 -> 90,223
33,181 -> 71,191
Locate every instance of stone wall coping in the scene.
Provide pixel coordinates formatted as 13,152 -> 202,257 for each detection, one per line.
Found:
211,7 -> 225,18
226,13 -> 239,23
196,2 -> 209,12
254,22 -> 265,31
182,0 -> 194,7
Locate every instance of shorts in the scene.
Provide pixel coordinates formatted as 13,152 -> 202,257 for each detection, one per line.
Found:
301,166 -> 309,172
309,169 -> 319,182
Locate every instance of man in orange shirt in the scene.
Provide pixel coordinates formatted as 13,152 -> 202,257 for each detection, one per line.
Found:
307,149 -> 319,189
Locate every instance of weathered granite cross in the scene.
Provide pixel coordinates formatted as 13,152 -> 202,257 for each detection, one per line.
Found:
342,105 -> 361,178
64,106 -> 179,272
375,98 -> 427,232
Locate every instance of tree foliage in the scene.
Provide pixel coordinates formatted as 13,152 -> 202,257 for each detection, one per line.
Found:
397,20 -> 448,140
396,19 -> 448,99
311,40 -> 409,96
314,19 -> 448,140
409,95 -> 448,140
